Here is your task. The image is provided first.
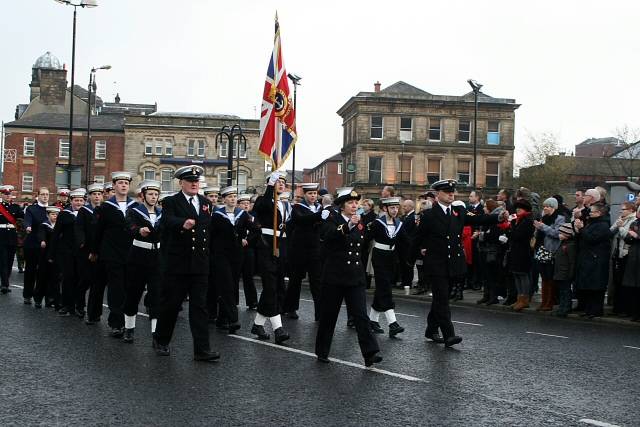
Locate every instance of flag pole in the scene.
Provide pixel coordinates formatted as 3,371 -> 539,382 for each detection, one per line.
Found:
272,176 -> 278,256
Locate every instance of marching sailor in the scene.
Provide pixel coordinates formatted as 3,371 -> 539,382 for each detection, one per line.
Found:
122,179 -> 163,344
366,196 -> 408,337
238,193 -> 258,310
35,206 -> 60,308
22,187 -> 50,305
0,185 -> 23,294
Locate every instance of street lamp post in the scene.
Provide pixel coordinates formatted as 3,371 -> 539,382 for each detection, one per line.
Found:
85,65 -> 111,187
287,73 -> 301,190
215,124 -> 244,188
467,79 -> 483,189
54,0 -> 98,188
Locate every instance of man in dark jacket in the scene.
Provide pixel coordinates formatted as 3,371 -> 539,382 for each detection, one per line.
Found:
0,185 -> 24,295
22,187 -> 49,305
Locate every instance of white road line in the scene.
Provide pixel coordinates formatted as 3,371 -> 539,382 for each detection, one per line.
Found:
525,331 -> 569,339
396,312 -> 420,318
227,334 -> 425,383
453,320 -> 483,326
623,345 -> 640,350
579,418 -> 620,427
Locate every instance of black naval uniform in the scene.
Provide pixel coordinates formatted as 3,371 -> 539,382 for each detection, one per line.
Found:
411,201 -> 498,343
240,211 -> 259,309
23,202 -> 48,301
315,211 -> 380,361
75,203 -> 102,315
92,197 -> 136,330
0,200 -> 23,293
124,205 -> 162,321
47,207 -> 80,314
155,192 -> 213,354
400,209 -> 418,289
35,220 -> 58,307
210,206 -> 251,331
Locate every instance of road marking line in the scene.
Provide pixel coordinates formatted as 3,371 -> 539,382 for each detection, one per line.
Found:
579,418 -> 620,427
453,320 -> 483,326
396,312 -> 420,318
227,334 -> 425,383
623,345 -> 640,350
526,331 -> 569,339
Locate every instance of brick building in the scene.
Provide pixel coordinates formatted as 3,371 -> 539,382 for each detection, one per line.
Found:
575,137 -> 626,158
337,81 -> 519,200
302,153 -> 343,194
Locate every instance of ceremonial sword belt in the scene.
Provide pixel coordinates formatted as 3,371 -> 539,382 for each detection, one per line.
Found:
0,224 -> 16,229
261,228 -> 286,238
373,241 -> 394,251
132,239 -> 160,250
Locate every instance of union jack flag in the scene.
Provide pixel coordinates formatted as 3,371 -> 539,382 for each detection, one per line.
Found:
259,15 -> 297,170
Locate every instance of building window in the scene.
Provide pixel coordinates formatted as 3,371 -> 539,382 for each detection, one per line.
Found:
55,166 -> 81,188
400,117 -> 412,142
59,139 -> 70,158
368,156 -> 382,183
457,159 -> 471,185
93,175 -> 105,184
486,161 -> 500,187
143,169 -> 156,181
22,172 -> 34,193
219,141 -> 247,159
398,156 -> 411,184
187,139 -> 206,157
370,116 -> 383,139
337,163 -> 343,175
95,140 -> 107,160
160,169 -> 173,192
487,121 -> 500,145
144,137 -> 173,156
427,159 -> 441,184
23,137 -> 35,157
458,120 -> 471,143
144,140 -> 153,156
429,118 -> 441,142
217,170 -> 248,192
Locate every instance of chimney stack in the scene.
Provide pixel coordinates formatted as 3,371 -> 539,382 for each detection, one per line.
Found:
374,81 -> 381,93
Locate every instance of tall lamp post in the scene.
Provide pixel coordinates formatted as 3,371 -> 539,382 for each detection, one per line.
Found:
54,0 -> 99,188
287,73 -> 301,190
215,124 -> 244,187
467,79 -> 483,189
85,65 -> 111,187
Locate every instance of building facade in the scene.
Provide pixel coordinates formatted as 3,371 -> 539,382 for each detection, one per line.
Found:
123,113 -> 263,194
303,153 -> 343,194
337,81 -> 519,200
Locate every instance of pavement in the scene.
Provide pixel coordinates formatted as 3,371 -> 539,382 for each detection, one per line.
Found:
1,270 -> 639,427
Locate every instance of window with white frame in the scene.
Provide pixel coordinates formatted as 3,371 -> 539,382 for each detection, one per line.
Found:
219,141 -> 247,158
370,116 -> 383,139
93,175 -> 105,184
160,169 -> 173,192
187,138 -> 206,157
144,137 -> 173,156
144,139 -> 153,155
217,170 -> 248,192
337,163 -> 343,175
427,159 -> 441,184
457,159 -> 471,185
429,118 -> 441,141
22,172 -> 34,193
368,156 -> 382,183
94,140 -> 107,160
59,139 -> 69,158
458,120 -> 471,143
398,156 -> 411,184
400,117 -> 412,142
23,137 -> 35,157
487,121 -> 500,145
486,160 -> 500,187
165,139 -> 173,156
143,169 -> 156,181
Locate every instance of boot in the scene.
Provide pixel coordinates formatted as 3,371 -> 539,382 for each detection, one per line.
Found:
388,322 -> 405,338
510,295 -> 521,309
539,280 -> 553,311
123,328 -> 134,343
454,282 -> 464,301
517,295 -> 530,311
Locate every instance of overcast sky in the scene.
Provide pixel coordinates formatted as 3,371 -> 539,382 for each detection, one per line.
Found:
3,0 -> 639,170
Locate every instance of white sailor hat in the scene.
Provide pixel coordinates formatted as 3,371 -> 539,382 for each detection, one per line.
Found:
334,187 -> 361,205
46,206 -> 61,214
174,165 -> 204,182
0,185 -> 15,195
103,182 -> 114,192
220,186 -> 238,197
451,200 -> 466,208
237,193 -> 252,202
431,179 -> 458,192
203,186 -> 221,195
87,183 -> 104,194
300,183 -> 319,192
57,188 -> 70,196
279,192 -> 291,200
140,179 -> 161,193
111,171 -> 133,182
69,188 -> 87,199
381,197 -> 402,206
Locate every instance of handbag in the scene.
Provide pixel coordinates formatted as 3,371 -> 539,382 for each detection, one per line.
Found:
534,246 -> 554,264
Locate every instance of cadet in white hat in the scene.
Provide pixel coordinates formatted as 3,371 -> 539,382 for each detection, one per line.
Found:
77,183 -> 104,321
33,206 -> 61,307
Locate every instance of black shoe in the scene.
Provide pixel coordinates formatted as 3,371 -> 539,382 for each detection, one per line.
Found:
250,324 -> 270,340
155,344 -> 170,356
424,331 -> 445,343
34,302 -> 42,309
58,308 -> 71,317
445,336 -> 463,348
194,350 -> 221,362
24,298 -> 32,305
388,322 -> 405,338
364,355 -> 383,367
123,328 -> 134,343
228,323 -> 241,334
247,304 -> 258,311
316,355 -> 331,363
346,317 -> 355,329
110,327 -> 124,338
285,311 -> 299,320
485,299 -> 500,306
85,318 -> 99,325
274,327 -> 290,345
370,321 -> 384,334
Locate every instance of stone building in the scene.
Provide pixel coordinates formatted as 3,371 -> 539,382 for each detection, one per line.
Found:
337,81 -> 520,200
303,153 -> 343,194
123,113 -> 262,194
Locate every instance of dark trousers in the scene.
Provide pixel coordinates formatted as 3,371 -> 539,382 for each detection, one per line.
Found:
241,247 -> 258,308
283,248 -> 322,316
86,260 -> 107,322
556,280 -> 572,314
583,289 -> 605,317
58,251 -> 79,311
101,261 -> 126,328
401,261 -> 414,288
612,257 -> 629,314
256,246 -> 286,317
207,264 -> 218,320
124,260 -> 161,318
155,273 -> 210,353
16,247 -> 24,272
315,283 -> 379,359
34,251 -> 59,306
371,249 -> 395,312
0,244 -> 16,289
212,253 -> 240,324
425,275 -> 456,339
23,247 -> 40,299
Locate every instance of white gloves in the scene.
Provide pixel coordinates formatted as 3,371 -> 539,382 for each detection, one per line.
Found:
268,172 -> 281,186
321,209 -> 330,220
498,235 -> 509,244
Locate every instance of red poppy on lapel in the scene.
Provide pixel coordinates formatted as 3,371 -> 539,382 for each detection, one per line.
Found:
453,210 -> 459,217
357,223 -> 364,231
202,204 -> 209,213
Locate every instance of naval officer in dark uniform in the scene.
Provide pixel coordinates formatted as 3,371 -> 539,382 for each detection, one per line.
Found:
154,165 -> 220,362
0,185 -> 24,295
411,179 -> 506,347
